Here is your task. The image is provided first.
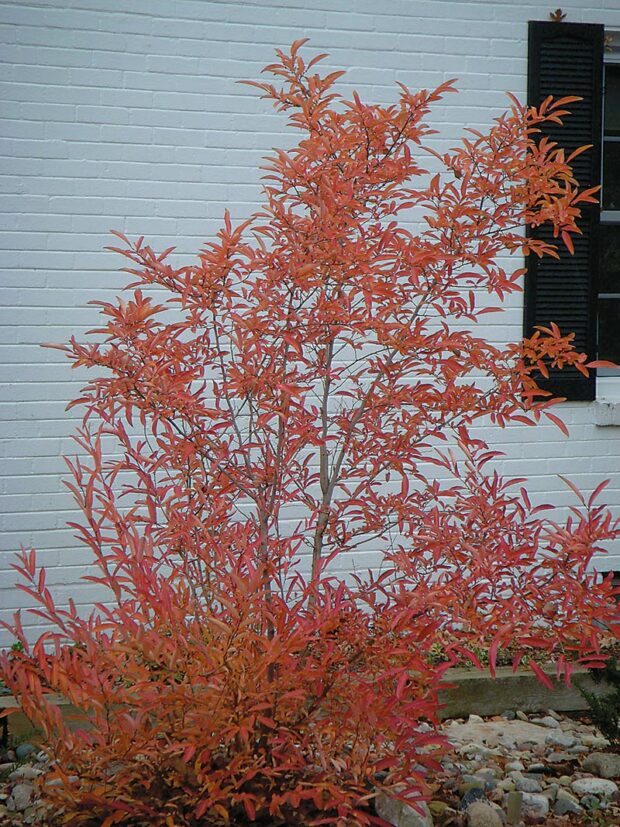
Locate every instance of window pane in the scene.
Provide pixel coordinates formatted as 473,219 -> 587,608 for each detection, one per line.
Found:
598,298 -> 620,363
600,224 -> 620,292
602,141 -> 620,210
605,65 -> 620,137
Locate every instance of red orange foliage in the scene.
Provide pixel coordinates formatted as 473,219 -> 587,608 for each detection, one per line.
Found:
1,41 -> 619,826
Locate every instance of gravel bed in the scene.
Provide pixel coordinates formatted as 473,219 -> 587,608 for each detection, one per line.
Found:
1,709 -> 620,825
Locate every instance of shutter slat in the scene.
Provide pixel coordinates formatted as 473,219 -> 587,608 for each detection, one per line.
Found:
524,21 -> 603,400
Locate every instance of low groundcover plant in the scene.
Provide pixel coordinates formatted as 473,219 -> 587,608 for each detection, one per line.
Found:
1,41 -> 619,826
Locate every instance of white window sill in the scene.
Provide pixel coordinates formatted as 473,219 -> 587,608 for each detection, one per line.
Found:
593,399 -> 620,426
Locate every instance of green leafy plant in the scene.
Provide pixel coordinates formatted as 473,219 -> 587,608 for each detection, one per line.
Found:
580,657 -> 620,745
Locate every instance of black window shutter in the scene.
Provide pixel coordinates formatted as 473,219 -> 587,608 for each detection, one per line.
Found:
525,21 -> 603,401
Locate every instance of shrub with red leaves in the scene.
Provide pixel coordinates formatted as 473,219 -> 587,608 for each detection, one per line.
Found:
1,41 -> 619,827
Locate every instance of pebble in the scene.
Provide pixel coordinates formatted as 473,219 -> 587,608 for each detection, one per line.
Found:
374,793 -> 433,827
520,792 -> 549,819
15,743 -> 37,761
545,751 -> 573,763
7,783 -> 33,812
510,772 -> 542,793
8,766 -> 42,781
582,751 -> 620,778
581,734 -> 610,748
465,800 -> 503,827
571,776 -> 619,798
545,729 -> 577,748
553,788 -> 583,815
533,715 -> 560,728
581,793 -> 602,811
516,711 -> 528,721
504,761 -> 524,772
459,787 -> 486,810
501,710 -> 516,720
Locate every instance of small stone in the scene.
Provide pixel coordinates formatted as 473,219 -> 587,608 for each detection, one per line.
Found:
553,789 -> 582,816
468,714 -> 485,724
459,778 -> 486,795
497,779 -> 515,793
516,711 -> 528,721
465,800 -> 503,827
526,763 -> 546,773
543,783 -> 558,801
460,787 -> 486,811
15,743 -> 37,761
6,783 -> 33,812
557,775 -> 572,786
582,752 -> 620,779
501,710 -> 516,720
477,767 -> 501,779
546,751 -> 573,763
567,744 -> 588,754
545,730 -> 576,749
581,794 -> 601,811
511,772 -> 542,794
571,777 -> 619,798
581,734 -> 610,748
375,792 -> 433,827
520,792 -> 549,820
428,800 -> 448,817
8,766 -> 42,781
533,716 -> 560,729
505,760 -> 524,772
546,709 -> 562,721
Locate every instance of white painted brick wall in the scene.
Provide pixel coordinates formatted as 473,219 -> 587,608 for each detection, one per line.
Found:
2,0 -> 620,644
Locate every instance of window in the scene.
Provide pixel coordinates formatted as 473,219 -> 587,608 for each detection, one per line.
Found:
525,21 -> 603,401
600,57 -> 620,367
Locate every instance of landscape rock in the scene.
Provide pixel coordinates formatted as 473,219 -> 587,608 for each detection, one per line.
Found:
465,800 -> 503,827
545,730 -> 577,749
533,716 -> 559,729
510,772 -> 542,793
581,751 -> 620,779
581,734 -> 610,749
520,792 -> 549,820
7,783 -> 33,812
8,766 -> 42,781
545,751 -> 573,763
428,800 -> 448,817
459,787 -> 486,810
580,794 -> 601,811
571,776 -> 618,798
553,788 -> 582,816
443,720 -> 551,750
15,743 -> 37,761
374,793 -> 433,827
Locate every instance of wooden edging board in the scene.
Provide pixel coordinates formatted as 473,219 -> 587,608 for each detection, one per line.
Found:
0,665 -> 612,739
